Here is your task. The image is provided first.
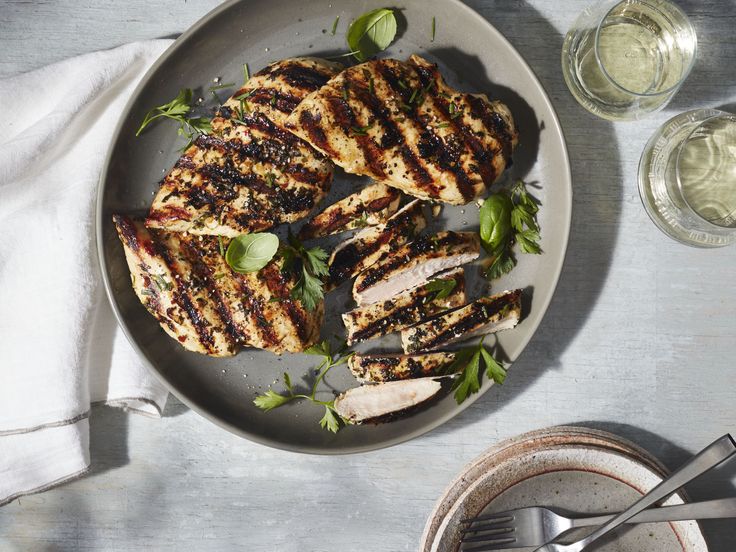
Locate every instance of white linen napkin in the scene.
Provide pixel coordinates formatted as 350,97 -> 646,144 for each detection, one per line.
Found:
0,40 -> 174,506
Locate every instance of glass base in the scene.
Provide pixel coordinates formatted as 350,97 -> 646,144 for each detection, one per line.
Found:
638,109 -> 736,248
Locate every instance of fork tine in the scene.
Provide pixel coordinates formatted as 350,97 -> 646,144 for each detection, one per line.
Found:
462,522 -> 515,534
461,537 -> 517,552
461,527 -> 514,543
460,512 -> 514,524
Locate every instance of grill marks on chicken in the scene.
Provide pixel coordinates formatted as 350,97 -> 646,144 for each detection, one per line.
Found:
113,215 -> 322,355
327,199 -> 426,288
297,182 -> 401,240
348,352 -> 457,383
342,267 -> 466,345
286,55 -> 518,205
401,289 -> 522,353
146,58 -> 342,237
352,231 -> 480,306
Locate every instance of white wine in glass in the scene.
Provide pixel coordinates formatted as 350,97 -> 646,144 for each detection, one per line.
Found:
639,109 -> 736,247
562,0 -> 697,121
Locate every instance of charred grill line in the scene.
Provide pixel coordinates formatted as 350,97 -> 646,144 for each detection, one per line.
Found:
259,264 -> 312,344
465,94 -> 514,165
325,95 -> 386,178
235,275 -> 280,349
150,231 -> 219,353
296,110 -> 335,158
264,63 -> 334,90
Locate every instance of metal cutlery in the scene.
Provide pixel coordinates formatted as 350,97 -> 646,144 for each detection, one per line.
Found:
461,434 -> 736,552
461,498 -> 736,551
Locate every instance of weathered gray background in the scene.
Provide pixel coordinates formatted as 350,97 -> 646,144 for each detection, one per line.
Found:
1,0 -> 735,550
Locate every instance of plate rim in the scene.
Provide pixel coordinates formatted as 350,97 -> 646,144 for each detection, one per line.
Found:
95,0 -> 573,454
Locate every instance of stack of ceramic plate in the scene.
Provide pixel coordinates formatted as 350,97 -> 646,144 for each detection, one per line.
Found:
421,426 -> 709,552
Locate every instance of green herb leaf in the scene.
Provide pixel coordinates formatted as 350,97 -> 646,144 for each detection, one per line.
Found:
208,82 -> 236,91
283,372 -> 293,391
484,251 -> 516,280
225,233 -> 279,273
431,16 -> 436,41
346,8 -> 397,62
452,349 -> 481,404
291,267 -> 324,312
253,390 -> 293,412
151,273 -> 172,292
305,340 -> 332,359
243,63 -> 250,85
331,15 -> 340,35
136,88 -> 212,143
480,347 -> 507,385
423,277 -> 457,301
319,404 -> 342,433
516,228 -> 542,254
479,194 -> 513,251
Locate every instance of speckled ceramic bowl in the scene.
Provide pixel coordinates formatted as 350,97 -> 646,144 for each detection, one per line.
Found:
421,426 -> 709,552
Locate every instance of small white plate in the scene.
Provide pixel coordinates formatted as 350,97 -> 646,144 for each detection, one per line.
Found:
422,426 -> 708,552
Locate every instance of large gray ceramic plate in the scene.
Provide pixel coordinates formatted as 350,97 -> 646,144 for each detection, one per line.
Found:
97,0 -> 572,453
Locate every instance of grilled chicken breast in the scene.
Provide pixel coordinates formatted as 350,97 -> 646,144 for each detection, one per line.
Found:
348,352 -> 457,383
342,267 -> 465,345
146,58 -> 342,237
334,378 -> 443,423
113,215 -> 322,355
327,199 -> 426,288
286,55 -> 518,205
401,289 -> 522,353
353,231 -> 480,306
297,182 -> 401,240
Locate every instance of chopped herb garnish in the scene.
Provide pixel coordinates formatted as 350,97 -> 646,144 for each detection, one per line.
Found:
208,82 -> 236,91
265,173 -> 277,187
331,15 -> 340,35
218,236 -> 225,257
243,63 -> 250,84
342,82 -> 349,101
346,8 -> 397,62
269,93 -> 277,106
447,337 -> 507,404
350,122 -> 374,135
398,79 -> 409,89
136,88 -> 212,145
423,277 -> 457,301
151,274 -> 172,292
254,341 -> 353,433
225,233 -> 279,274
279,231 -> 329,312
431,16 -> 436,41
479,179 -> 541,281
435,122 -> 450,129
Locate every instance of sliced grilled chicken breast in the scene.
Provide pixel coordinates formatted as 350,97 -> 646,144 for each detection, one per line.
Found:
353,231 -> 480,306
342,267 -> 465,345
348,352 -> 457,383
334,378 -> 443,423
327,199 -> 426,288
401,289 -> 522,353
297,182 -> 401,240
146,58 -> 342,237
222,57 -> 343,130
286,55 -> 518,205
113,215 -> 322,355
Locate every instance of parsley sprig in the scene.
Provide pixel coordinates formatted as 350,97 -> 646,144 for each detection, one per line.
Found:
280,232 -> 329,311
423,277 -> 457,302
253,340 -> 353,433
136,88 -> 212,145
480,179 -> 541,281
446,337 -> 507,404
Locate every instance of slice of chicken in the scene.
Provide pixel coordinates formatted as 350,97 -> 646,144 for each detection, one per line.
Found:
342,267 -> 465,345
327,199 -> 426,288
352,231 -> 480,306
334,378 -> 443,424
298,182 -> 401,240
401,289 -> 522,353
348,352 -> 458,383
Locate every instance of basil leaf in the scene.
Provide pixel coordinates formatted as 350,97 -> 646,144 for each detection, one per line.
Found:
479,194 -> 513,251
346,8 -> 397,62
225,233 -> 279,273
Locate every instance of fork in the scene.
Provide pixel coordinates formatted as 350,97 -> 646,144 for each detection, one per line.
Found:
461,434 -> 736,552
461,498 -> 736,551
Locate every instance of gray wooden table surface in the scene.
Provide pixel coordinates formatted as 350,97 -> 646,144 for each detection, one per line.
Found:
1,0 -> 735,550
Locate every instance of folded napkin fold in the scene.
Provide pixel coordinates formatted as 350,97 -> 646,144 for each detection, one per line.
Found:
0,40 -> 174,506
